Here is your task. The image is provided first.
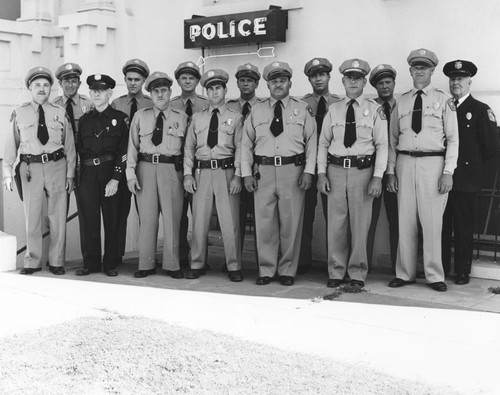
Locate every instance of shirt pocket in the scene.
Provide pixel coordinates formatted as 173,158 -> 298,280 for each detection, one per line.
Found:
17,122 -> 37,142
46,120 -> 64,144
253,117 -> 270,144
103,125 -> 122,151
398,108 -> 413,131
219,125 -> 235,149
423,106 -> 443,131
166,126 -> 184,152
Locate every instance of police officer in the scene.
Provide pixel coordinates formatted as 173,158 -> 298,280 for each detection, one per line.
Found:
3,67 -> 76,275
367,64 -> 399,272
300,57 -> 341,274
184,69 -> 244,282
317,59 -> 388,289
242,61 -> 317,286
387,49 -> 459,292
75,74 -> 129,276
226,63 -> 260,262
112,58 -> 152,266
127,72 -> 188,279
441,60 -> 498,285
171,61 -> 210,267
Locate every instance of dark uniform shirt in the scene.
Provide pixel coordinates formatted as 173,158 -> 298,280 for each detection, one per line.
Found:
77,105 -> 129,181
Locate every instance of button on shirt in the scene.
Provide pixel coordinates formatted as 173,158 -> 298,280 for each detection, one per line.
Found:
241,96 -> 317,177
184,105 -> 243,177
317,96 -> 388,177
111,92 -> 153,121
126,106 -> 188,181
387,85 -> 459,175
3,101 -> 76,178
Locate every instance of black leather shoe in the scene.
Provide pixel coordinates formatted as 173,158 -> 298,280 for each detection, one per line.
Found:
388,278 -> 416,288
327,279 -> 343,288
256,276 -> 272,285
279,276 -> 294,286
134,269 -> 156,278
76,268 -> 91,276
167,270 -> 184,279
20,267 -> 42,275
186,269 -> 205,279
228,270 -> 244,282
455,274 -> 470,285
220,264 -> 229,273
105,269 -> 118,277
350,279 -> 364,288
297,264 -> 311,275
49,266 -> 65,275
427,281 -> 447,292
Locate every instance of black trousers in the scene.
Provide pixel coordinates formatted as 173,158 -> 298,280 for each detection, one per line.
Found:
442,191 -> 476,276
76,163 -> 122,271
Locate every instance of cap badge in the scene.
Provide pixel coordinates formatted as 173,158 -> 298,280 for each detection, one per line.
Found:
293,109 -> 299,116
95,74 -> 101,80
466,112 -> 472,120
65,64 -> 73,70
377,65 -> 384,70
134,59 -> 140,64
208,71 -> 215,78
313,59 -> 320,66
38,67 -> 43,71
352,60 -> 360,68
187,62 -> 194,67
433,102 -> 440,110
112,119 -> 117,127
455,61 -> 462,70
245,64 -> 252,70
363,109 -> 369,117
174,122 -> 179,129
272,62 -> 280,67
419,49 -> 426,55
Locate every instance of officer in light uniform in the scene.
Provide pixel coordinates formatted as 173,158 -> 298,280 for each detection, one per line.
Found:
75,74 -> 129,277
184,69 -> 244,282
242,61 -> 317,286
127,72 -> 188,279
111,58 -> 152,265
226,63 -> 260,260
441,60 -> 498,285
299,57 -> 341,274
366,64 -> 399,272
387,48 -> 459,292
317,59 -> 388,289
3,67 -> 76,275
171,61 -> 210,266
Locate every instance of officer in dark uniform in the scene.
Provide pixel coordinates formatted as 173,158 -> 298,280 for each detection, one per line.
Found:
299,58 -> 341,274
111,58 -> 152,265
76,74 -> 129,276
442,60 -> 498,285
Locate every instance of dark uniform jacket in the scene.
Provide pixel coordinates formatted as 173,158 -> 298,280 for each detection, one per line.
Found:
454,94 -> 498,192
77,105 -> 129,181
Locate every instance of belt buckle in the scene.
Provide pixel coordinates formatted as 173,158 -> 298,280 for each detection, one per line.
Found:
41,154 -> 49,164
152,154 -> 159,164
211,159 -> 218,170
343,158 -> 351,168
274,156 -> 282,166
93,158 -> 100,166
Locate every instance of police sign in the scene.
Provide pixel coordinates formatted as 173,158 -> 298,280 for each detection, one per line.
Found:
184,9 -> 288,49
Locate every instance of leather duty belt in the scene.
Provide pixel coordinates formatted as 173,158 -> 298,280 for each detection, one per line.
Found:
327,153 -> 374,169
254,153 -> 305,166
82,153 -> 115,167
398,150 -> 446,157
195,157 -> 234,170
139,153 -> 182,164
20,148 -> 65,164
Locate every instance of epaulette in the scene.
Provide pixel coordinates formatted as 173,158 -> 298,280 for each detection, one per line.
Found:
170,95 -> 181,101
197,95 -> 209,102
302,93 -> 313,99
53,95 -> 63,102
257,97 -> 267,103
170,107 -> 186,116
447,98 -> 457,111
400,89 -> 413,97
226,107 -> 240,115
79,94 -> 91,100
20,101 -> 31,107
435,87 -> 451,97
226,98 -> 239,103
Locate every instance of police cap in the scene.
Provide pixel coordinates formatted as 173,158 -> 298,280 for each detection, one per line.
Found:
407,48 -> 439,67
235,63 -> 261,81
174,61 -> 201,80
443,59 -> 477,78
304,58 -> 333,77
201,69 -> 229,89
369,64 -> 397,86
55,62 -> 83,81
339,59 -> 371,77
263,61 -> 293,81
145,71 -> 173,91
25,66 -> 54,88
122,59 -> 150,78
86,74 -> 116,90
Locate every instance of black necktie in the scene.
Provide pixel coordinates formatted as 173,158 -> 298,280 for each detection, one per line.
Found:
151,112 -> 164,146
242,101 -> 251,119
343,99 -> 356,148
411,90 -> 423,133
383,101 -> 391,135
207,108 -> 219,148
316,96 -> 327,133
186,99 -> 193,118
66,98 -> 76,136
38,105 -> 49,145
130,97 -> 138,121
270,100 -> 283,137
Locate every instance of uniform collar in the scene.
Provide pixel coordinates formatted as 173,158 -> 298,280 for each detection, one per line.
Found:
456,93 -> 470,107
270,95 -> 290,108
209,104 -> 227,115
344,94 -> 364,106
412,84 -> 433,96
153,106 -> 171,118
127,91 -> 145,104
375,96 -> 396,110
181,94 -> 198,105
239,95 -> 258,107
91,104 -> 112,117
31,101 -> 49,111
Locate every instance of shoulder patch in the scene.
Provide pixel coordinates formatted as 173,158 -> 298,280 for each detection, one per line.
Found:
377,106 -> 387,120
488,109 -> 497,123
307,105 -> 314,117
447,98 -> 457,111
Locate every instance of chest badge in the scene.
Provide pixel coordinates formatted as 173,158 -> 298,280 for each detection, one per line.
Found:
112,119 -> 117,127
363,109 -> 369,117
466,112 -> 472,120
53,115 -> 59,122
174,122 -> 179,129
226,118 -> 232,126
433,102 -> 440,110
293,109 -> 299,116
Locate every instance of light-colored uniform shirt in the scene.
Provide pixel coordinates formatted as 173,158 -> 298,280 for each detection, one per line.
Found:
317,95 -> 388,178
3,101 -> 76,178
52,93 -> 92,134
387,85 -> 459,175
241,95 -> 317,177
111,92 -> 152,119
301,92 -> 342,117
126,106 -> 188,181
170,94 -> 209,115
183,104 -> 243,177
226,95 -> 260,118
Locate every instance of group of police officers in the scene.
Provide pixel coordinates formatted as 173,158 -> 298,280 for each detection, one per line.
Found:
3,47 -> 498,292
